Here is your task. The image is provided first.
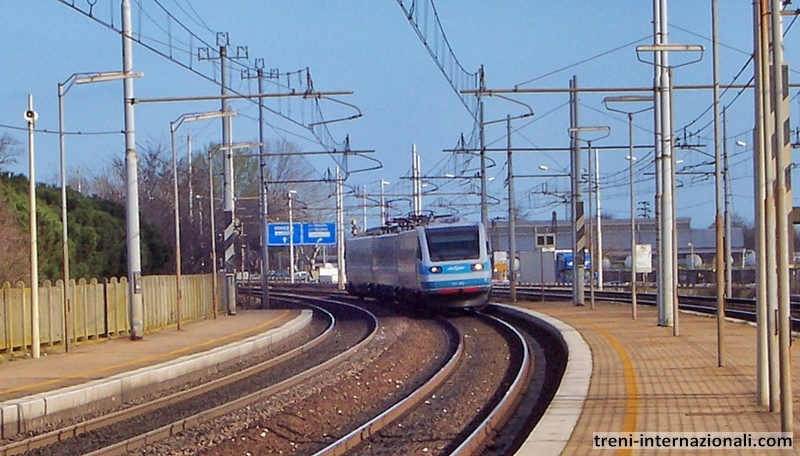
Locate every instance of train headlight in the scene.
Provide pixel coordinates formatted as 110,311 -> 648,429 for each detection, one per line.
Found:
471,263 -> 485,271
429,266 -> 443,274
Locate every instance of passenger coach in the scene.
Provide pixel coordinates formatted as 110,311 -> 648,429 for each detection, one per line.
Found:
345,214 -> 492,310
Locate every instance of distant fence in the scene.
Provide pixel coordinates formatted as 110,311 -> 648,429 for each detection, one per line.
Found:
0,274 -> 220,354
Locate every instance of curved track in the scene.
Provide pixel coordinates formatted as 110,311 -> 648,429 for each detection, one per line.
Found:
257,285 -> 571,456
3,294 -> 376,456
497,283 -> 800,329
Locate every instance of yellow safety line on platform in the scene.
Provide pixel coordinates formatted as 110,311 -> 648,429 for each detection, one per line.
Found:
0,310 -> 290,398
591,323 -> 638,456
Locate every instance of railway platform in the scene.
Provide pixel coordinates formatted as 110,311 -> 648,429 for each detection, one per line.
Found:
515,299 -> 797,455
0,308 -> 310,438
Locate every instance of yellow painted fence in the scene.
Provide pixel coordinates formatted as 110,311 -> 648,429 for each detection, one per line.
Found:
0,274 -> 221,354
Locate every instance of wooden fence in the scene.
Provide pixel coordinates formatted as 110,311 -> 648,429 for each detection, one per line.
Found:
0,274 -> 220,354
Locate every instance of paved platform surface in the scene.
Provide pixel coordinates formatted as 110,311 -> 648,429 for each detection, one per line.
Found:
517,299 -> 798,455
0,309 -> 301,403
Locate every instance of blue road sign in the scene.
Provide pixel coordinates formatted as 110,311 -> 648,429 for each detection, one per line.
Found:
302,223 -> 336,245
268,223 -> 302,246
268,222 -> 336,246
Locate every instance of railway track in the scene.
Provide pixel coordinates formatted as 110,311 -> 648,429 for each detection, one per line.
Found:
244,285 -> 570,455
4,285 -> 573,455
1,294 -> 375,456
497,283 -> 800,330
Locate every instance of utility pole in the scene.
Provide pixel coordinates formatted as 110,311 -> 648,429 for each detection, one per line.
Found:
752,0 -> 772,409
362,185 -> 367,231
122,0 -> 144,339
507,116 -> 517,303
712,0 -> 726,364
199,33 -> 248,314
188,134 -> 193,222
336,167 -> 345,290
25,95 -> 40,359
242,58 -> 277,309
570,76 -> 585,306
479,66 -> 488,232
722,107 -> 733,298
412,144 -> 422,215
770,0 -> 793,433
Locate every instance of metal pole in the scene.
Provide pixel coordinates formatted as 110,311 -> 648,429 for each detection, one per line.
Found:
760,0 -> 779,411
723,107 -> 733,298
587,141 -> 595,310
380,181 -> 387,225
170,124 -> 183,330
570,76 -> 585,306
752,0 -> 769,407
26,95 -> 40,359
669,66 -> 679,337
411,145 -> 418,216
479,67 -> 488,232
208,148 -> 219,319
595,146 -> 603,291
770,0 -> 793,432
712,0 -> 725,366
257,69 -> 270,309
122,0 -> 144,339
653,0 -> 665,326
57,83 -> 72,352
656,0 -> 676,327
507,116 -> 517,303
289,191 -> 295,284
416,150 -> 422,214
362,185 -> 367,232
628,114 -> 637,320
336,167 -> 345,290
188,134 -> 193,222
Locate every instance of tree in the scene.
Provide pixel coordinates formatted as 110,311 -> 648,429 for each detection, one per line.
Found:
0,134 -> 21,171
0,171 -> 169,283
85,138 -> 332,276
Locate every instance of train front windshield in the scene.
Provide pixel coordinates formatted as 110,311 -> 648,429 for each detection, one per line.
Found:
425,226 -> 481,261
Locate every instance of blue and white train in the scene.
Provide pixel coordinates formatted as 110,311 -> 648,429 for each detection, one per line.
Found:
345,215 -> 492,310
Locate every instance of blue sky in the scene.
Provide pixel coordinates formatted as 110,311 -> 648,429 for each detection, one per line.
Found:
0,1 -> 788,230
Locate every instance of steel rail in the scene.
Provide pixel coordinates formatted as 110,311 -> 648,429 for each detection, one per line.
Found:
0,296 -> 333,456
450,312 -> 532,456
82,294 -> 378,456
312,316 -> 463,456
496,284 -> 800,329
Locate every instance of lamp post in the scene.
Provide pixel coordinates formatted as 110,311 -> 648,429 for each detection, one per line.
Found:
636,40 -> 704,332
603,95 -> 654,321
380,180 -> 390,225
170,110 -> 233,330
289,190 -> 298,284
480,100 -> 534,302
58,70 -> 142,351
567,126 -> 610,310
688,241 -> 694,267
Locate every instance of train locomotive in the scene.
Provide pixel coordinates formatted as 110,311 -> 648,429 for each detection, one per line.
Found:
345,214 -> 492,309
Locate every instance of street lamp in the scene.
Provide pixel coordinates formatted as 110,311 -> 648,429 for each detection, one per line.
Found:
688,241 -> 695,267
380,180 -> 390,225
58,70 -> 142,351
604,94 -> 654,321
637,40 -> 703,332
170,110 -> 234,330
288,190 -> 298,284
567,126 -> 610,310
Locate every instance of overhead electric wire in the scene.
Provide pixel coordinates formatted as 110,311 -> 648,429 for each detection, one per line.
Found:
0,123 -> 123,136
515,34 -> 653,88
56,0 -> 355,155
